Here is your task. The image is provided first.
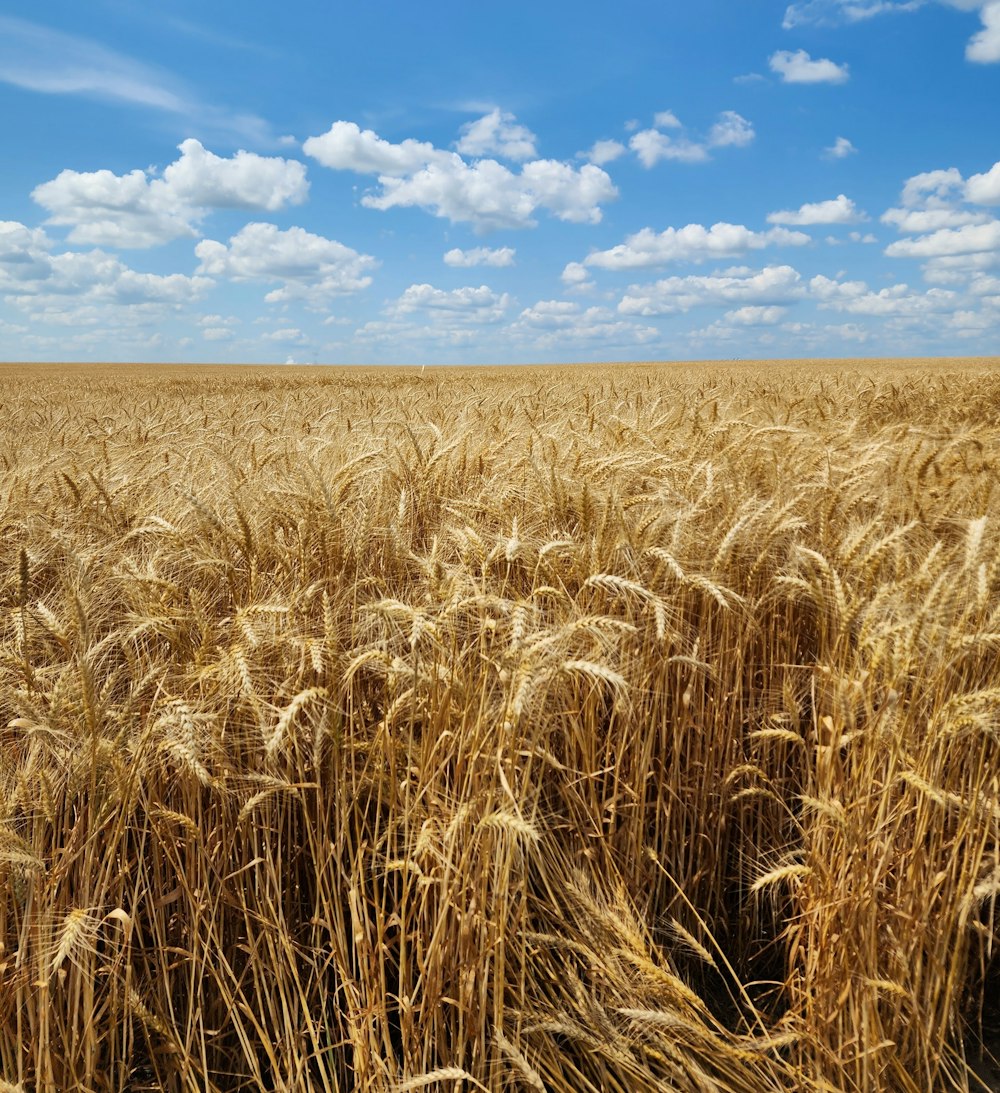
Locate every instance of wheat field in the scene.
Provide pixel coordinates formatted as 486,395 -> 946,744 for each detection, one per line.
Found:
1,359 -> 999,1093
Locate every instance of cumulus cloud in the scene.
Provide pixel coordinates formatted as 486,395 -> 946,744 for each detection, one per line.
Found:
966,160 -> 1000,203
583,223 -> 809,271
0,220 -> 56,281
882,206 -> 990,232
767,194 -> 865,225
617,264 -> 805,316
824,136 -> 858,159
390,283 -> 511,322
0,218 -> 212,332
455,109 -> 537,160
901,167 -> 966,207
769,49 -> 850,83
884,221 -> 1000,257
628,110 -> 755,168
881,161 -> 1000,273
653,110 -> 683,129
882,167 -> 990,231
810,273 -> 958,313
560,262 -> 596,293
302,121 -> 437,175
162,139 -> 308,208
630,130 -> 709,166
262,327 -> 307,343
965,0 -> 1000,61
725,305 -> 788,324
194,222 -> 377,303
303,118 -> 617,230
32,139 -> 308,248
707,112 -> 757,148
198,313 -> 238,328
511,300 -> 660,348
561,261 -> 591,284
443,246 -> 516,267
583,139 -> 627,165
32,169 -> 192,249
354,284 -> 515,351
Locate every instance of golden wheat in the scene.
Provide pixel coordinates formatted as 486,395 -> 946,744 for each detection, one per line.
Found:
0,359 -> 998,1091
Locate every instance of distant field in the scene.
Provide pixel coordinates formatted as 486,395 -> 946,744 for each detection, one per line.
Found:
1,359 -> 999,1092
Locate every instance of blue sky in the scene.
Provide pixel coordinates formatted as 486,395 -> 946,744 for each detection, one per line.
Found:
1,0 -> 999,364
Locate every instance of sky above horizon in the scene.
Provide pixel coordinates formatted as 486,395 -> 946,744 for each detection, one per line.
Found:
1,1 -> 999,364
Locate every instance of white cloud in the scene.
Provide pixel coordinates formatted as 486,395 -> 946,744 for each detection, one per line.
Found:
456,109 -> 537,160
262,327 -> 307,343
810,273 -> 958,313
901,167 -> 966,208
202,327 -> 234,341
966,160 -> 1000,203
783,1 -> 1000,64
161,139 -> 308,209
32,169 -> 192,249
0,16 -> 270,142
515,300 -> 592,327
769,49 -> 850,83
708,111 -> 756,148
561,261 -> 596,292
628,111 -> 755,168
824,136 -> 857,159
920,252 -> 1000,281
32,139 -> 308,248
304,119 -> 617,230
583,223 -> 809,271
618,265 -> 805,315
654,110 -> 683,129
0,15 -> 187,111
0,220 -> 56,281
303,121 -> 438,175
724,305 -> 788,324
561,261 -> 591,284
443,246 -> 516,267
767,194 -> 865,225
584,139 -> 627,165
0,221 -> 211,303
630,129 -> 709,166
782,0 -> 924,27
391,283 -> 511,322
633,128 -> 712,165
966,1 -> 1000,60
197,313 -> 239,328
884,220 -> 1000,257
882,206 -> 990,231
194,222 -> 377,303
0,220 -> 212,336
881,163 -> 1000,274
969,272 -> 1000,295
511,300 -> 660,348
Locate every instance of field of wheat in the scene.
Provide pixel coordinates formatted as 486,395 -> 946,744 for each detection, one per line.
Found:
1,359 -> 999,1092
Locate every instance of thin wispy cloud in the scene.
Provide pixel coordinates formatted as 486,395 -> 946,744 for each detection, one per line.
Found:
0,16 -> 273,144
782,0 -> 926,28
